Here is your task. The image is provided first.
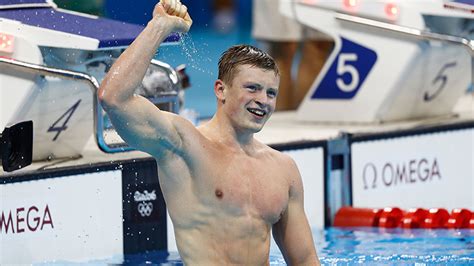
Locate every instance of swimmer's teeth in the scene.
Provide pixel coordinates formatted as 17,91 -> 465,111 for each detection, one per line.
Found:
248,108 -> 265,116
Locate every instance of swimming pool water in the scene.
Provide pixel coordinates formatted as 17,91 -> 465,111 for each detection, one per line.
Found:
122,227 -> 474,265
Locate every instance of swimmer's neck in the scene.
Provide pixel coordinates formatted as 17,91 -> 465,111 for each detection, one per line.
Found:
200,114 -> 258,153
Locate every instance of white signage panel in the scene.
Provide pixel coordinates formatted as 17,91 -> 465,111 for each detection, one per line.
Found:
285,147 -> 325,229
0,171 -> 123,264
351,128 -> 474,209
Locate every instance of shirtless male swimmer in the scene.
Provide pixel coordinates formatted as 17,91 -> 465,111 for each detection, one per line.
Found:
98,0 -> 320,265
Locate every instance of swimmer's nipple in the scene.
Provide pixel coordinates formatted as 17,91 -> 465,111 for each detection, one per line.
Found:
215,189 -> 223,199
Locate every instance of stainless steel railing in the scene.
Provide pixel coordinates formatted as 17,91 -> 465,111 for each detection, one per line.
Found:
0,56 -> 180,153
335,13 -> 474,56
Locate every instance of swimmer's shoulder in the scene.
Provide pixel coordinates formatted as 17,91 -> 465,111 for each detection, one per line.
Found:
195,122 -> 221,144
255,143 -> 302,189
257,141 -> 297,168
164,112 -> 212,146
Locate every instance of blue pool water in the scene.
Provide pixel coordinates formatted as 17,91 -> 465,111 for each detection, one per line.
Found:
122,227 -> 474,265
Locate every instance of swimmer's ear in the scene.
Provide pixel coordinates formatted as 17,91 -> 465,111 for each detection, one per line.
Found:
214,79 -> 226,104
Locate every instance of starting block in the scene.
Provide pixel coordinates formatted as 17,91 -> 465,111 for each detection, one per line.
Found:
280,0 -> 474,123
0,0 -> 186,161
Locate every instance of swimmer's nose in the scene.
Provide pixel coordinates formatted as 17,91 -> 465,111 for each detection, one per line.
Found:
254,100 -> 269,113
255,90 -> 269,106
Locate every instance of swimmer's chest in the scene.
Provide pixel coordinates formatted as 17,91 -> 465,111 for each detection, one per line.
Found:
203,153 -> 290,224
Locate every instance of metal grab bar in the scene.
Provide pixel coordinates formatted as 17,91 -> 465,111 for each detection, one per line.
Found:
151,59 -> 179,85
0,56 -> 100,87
0,56 -> 102,150
335,13 -> 474,56
0,56 -> 181,153
0,3 -> 54,10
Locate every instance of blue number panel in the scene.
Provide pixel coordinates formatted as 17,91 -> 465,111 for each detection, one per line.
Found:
311,37 -> 377,100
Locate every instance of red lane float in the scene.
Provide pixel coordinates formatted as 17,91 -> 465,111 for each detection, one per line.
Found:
378,207 -> 404,228
422,208 -> 450,229
447,209 -> 472,229
401,208 -> 429,229
334,206 -> 382,227
334,207 -> 473,229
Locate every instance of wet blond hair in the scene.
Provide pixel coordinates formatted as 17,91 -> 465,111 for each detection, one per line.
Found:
218,44 -> 279,85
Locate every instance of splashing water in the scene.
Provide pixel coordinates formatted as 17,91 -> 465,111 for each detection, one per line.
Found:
161,32 -> 214,76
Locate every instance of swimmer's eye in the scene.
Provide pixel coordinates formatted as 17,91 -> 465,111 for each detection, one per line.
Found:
246,85 -> 258,92
267,90 -> 277,99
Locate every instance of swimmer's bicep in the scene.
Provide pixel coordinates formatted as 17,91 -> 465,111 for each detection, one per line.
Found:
272,195 -> 317,264
273,157 -> 318,264
286,157 -> 305,202
105,95 -> 183,154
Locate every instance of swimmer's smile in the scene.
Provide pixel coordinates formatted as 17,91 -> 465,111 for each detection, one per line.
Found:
247,107 -> 267,119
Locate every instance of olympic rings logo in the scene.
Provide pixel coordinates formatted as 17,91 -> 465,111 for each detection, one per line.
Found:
137,202 -> 154,217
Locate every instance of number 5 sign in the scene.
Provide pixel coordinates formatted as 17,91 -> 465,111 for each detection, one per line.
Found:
312,37 -> 377,99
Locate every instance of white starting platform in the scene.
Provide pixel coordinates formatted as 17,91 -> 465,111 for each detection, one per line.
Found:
281,0 -> 474,123
1,0 -> 474,264
0,0 -> 182,263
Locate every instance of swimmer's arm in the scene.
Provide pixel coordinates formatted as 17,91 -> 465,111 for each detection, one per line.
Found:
102,97 -> 189,157
98,19 -> 181,156
272,158 -> 320,266
99,0 -> 191,106
99,18 -> 173,105
98,1 -> 192,156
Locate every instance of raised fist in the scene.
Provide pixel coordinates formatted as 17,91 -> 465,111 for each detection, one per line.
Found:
153,0 -> 192,33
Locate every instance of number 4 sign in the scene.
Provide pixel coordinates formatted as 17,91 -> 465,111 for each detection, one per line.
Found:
47,99 -> 81,141
312,37 -> 377,99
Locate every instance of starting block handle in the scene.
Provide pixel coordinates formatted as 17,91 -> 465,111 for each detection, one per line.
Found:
335,13 -> 474,57
0,57 -> 180,154
444,0 -> 474,13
